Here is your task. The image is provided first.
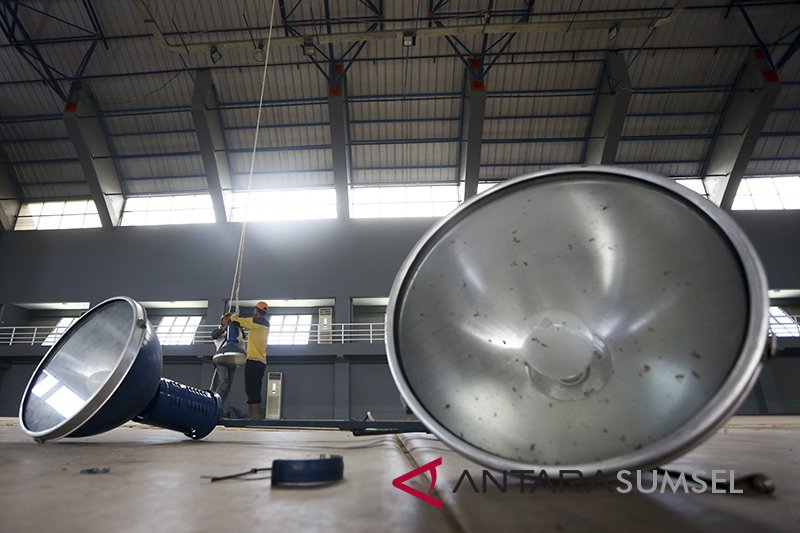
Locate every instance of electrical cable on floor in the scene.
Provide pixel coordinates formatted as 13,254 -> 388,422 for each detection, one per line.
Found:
203,467 -> 272,482
227,0 -> 277,314
203,456 -> 344,486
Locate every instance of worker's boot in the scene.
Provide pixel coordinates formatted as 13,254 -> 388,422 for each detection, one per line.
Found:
248,403 -> 262,420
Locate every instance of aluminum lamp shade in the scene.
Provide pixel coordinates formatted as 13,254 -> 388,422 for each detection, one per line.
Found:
19,297 -> 221,442
213,322 -> 247,366
386,166 -> 769,477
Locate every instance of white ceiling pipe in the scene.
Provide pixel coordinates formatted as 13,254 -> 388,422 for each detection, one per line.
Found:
132,0 -> 685,55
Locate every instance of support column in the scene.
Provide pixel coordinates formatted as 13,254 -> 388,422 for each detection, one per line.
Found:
584,51 -> 631,165
757,363 -> 783,414
0,361 -> 10,398
333,357 -> 350,419
192,69 -> 232,223
460,58 -> 486,200
752,381 -> 769,414
0,141 -> 21,232
328,63 -> 351,219
63,82 -> 124,228
333,291 -> 352,399
703,49 -> 781,210
334,292 -> 352,335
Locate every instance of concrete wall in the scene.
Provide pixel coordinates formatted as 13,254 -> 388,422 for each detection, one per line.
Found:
731,211 -> 800,290
0,218 -> 433,320
0,218 -> 432,419
0,211 -> 787,308
0,210 -> 799,420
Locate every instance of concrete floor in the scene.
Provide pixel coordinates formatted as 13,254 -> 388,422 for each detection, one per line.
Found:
0,416 -> 798,532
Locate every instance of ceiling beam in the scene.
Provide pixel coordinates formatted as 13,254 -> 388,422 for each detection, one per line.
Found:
191,69 -> 232,223
0,0 -> 106,103
133,0 -> 684,54
0,141 -> 22,231
583,51 -> 631,165
62,82 -> 124,228
702,49 -> 781,210
460,58 -> 486,200
328,64 -> 351,219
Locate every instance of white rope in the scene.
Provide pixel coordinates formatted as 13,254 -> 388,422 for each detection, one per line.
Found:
228,0 -> 276,314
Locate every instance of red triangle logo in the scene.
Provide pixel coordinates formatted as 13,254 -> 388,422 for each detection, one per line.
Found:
392,457 -> 443,509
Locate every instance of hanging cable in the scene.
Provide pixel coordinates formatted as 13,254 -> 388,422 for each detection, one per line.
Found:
400,1 -> 424,188
227,0 -> 277,314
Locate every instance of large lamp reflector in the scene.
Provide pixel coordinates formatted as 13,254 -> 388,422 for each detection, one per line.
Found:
387,166 -> 769,476
19,297 -> 221,442
213,322 -> 247,366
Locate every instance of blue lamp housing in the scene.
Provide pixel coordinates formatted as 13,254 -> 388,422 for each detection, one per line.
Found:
19,297 -> 221,442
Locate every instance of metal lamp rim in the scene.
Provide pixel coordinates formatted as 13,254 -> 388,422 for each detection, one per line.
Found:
19,296 -> 151,441
385,165 -> 769,476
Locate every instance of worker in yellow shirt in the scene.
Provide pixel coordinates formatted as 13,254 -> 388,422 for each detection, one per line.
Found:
230,301 -> 270,420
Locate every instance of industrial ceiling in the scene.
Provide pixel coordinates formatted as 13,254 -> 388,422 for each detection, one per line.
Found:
0,0 -> 798,227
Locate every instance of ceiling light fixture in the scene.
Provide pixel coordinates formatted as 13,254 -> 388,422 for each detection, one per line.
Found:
210,46 -> 222,64
302,38 -> 315,57
253,42 -> 266,63
608,22 -> 620,41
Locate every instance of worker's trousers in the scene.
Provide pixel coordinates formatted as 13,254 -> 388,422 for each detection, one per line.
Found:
244,359 -> 266,405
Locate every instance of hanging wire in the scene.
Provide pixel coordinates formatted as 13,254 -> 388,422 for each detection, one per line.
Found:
400,1 -> 425,188
227,0 -> 277,314
626,0 -> 670,70
97,0 -> 203,106
96,72 -> 183,105
400,25 -> 411,186
566,0 -> 585,33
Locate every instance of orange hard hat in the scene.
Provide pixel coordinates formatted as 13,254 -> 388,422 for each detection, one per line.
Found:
255,301 -> 269,311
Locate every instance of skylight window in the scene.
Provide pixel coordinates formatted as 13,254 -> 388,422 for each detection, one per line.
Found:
156,316 -> 203,345
269,315 -> 312,345
121,194 -> 215,226
15,200 -> 101,231
350,184 -> 460,218
675,178 -> 708,197
479,179 -> 712,200
732,176 -> 800,210
477,182 -> 500,194
42,317 -> 79,346
229,189 -> 337,221
769,306 -> 800,337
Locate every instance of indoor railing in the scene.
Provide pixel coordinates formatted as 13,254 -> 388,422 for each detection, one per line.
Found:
2,318 -> 799,348
0,322 -> 388,347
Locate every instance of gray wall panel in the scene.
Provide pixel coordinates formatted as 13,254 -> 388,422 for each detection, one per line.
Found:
730,211 -> 800,289
0,218 -> 433,307
0,218 -> 434,420
768,358 -> 800,413
268,363 -> 336,420
350,362 -> 407,420
0,363 -> 35,417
